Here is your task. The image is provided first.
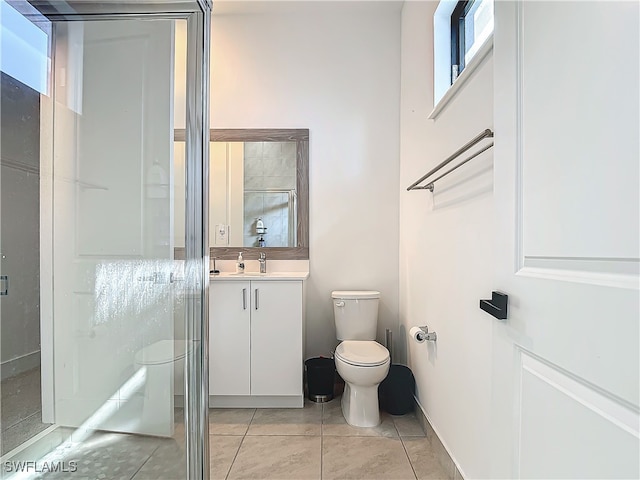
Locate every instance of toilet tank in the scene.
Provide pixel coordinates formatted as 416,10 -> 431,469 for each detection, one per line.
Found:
332,290 -> 380,340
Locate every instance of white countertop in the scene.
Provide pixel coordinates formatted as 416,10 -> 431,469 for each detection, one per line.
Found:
210,271 -> 309,281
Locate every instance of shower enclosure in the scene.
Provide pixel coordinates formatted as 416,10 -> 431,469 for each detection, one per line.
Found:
0,1 -> 210,478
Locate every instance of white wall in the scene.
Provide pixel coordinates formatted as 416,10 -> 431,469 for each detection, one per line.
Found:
399,2 -> 494,478
211,2 -> 402,357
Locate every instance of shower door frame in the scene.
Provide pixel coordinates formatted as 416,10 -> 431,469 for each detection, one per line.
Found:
36,1 -> 211,478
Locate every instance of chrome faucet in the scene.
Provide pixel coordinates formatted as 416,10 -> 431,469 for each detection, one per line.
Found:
259,252 -> 267,273
210,257 -> 219,275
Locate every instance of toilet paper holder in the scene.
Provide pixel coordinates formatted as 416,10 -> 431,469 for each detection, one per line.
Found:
416,325 -> 437,342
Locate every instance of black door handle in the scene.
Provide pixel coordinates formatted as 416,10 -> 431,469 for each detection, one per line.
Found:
479,291 -> 508,320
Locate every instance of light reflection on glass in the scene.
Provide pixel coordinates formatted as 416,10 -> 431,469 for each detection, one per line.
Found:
93,260 -> 181,326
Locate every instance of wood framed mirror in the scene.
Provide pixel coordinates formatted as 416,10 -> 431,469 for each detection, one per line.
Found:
174,128 -> 309,260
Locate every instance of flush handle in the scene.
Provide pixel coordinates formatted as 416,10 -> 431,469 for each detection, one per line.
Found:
335,301 -> 345,307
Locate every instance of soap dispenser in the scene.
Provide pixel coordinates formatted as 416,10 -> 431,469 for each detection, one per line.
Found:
236,252 -> 245,274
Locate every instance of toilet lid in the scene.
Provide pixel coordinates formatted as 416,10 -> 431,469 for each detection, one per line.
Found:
135,340 -> 190,365
332,290 -> 380,299
335,341 -> 389,367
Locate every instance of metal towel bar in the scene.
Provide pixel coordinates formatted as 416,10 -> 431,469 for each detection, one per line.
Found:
406,129 -> 494,192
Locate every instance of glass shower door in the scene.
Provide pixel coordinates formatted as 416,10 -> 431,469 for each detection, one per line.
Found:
0,1 -> 210,478
49,17 -> 179,438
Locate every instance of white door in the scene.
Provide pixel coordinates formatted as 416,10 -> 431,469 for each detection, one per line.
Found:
47,19 -> 176,436
251,281 -> 302,396
491,2 -> 639,478
210,281 -> 251,396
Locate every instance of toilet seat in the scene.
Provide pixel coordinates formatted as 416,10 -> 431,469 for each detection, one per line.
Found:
335,340 -> 389,367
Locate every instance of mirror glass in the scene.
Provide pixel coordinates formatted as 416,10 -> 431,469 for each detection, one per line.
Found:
214,140 -> 297,248
173,129 -> 309,259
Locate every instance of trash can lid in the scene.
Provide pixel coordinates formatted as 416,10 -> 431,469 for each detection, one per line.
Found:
305,357 -> 334,367
335,341 -> 389,367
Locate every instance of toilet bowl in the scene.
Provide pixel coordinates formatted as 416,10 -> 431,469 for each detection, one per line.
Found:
334,340 -> 390,427
134,340 -> 189,436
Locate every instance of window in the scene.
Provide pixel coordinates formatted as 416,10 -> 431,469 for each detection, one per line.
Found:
450,0 -> 494,82
0,0 -> 50,94
431,0 -> 494,117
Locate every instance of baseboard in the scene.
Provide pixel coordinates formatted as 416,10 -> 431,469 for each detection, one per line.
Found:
177,395 -> 305,409
0,351 -> 40,381
414,395 -> 466,480
209,395 -> 304,408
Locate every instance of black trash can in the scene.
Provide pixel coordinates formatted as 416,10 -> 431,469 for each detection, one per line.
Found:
305,357 -> 335,403
379,364 -> 415,415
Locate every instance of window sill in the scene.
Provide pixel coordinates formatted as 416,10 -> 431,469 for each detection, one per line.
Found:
429,35 -> 494,120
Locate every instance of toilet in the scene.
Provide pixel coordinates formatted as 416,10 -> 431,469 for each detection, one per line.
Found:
134,340 -> 189,436
332,290 -> 390,427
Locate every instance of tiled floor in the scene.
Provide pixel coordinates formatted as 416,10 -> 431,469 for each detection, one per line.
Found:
0,397 -> 453,480
209,400 -> 450,480
0,398 -> 451,480
1,367 -> 52,455
2,398 -> 451,479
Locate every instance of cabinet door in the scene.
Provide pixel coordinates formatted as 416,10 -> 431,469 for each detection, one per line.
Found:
210,281 -> 251,395
250,281 -> 303,396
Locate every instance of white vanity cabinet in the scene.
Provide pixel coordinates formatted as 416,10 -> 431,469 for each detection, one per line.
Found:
209,277 -> 304,408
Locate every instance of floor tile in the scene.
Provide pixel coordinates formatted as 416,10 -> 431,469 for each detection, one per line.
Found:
403,437 -> 453,480
130,437 -> 186,480
209,408 -> 255,435
322,398 -> 398,438
247,402 -> 322,436
393,412 -> 426,437
227,435 -> 321,480
426,429 -> 455,479
454,466 -> 464,480
1,368 -> 44,430
1,368 -> 53,456
131,434 -> 242,480
414,407 -> 431,439
210,436 -> 243,479
323,436 -> 416,480
38,431 -> 161,480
